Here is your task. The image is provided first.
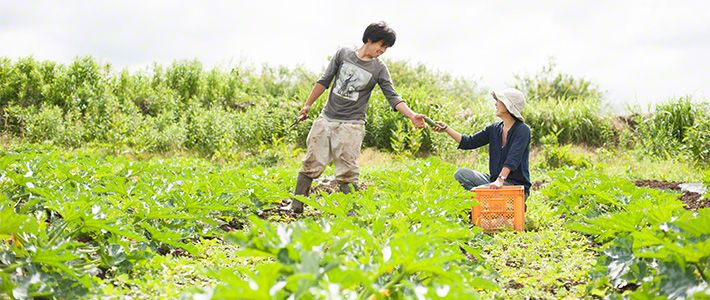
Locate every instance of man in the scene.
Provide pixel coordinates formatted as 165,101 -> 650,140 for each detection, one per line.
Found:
292,21 -> 425,213
431,88 -> 531,198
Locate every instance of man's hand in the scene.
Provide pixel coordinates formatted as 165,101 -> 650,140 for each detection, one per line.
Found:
298,104 -> 311,121
409,114 -> 425,129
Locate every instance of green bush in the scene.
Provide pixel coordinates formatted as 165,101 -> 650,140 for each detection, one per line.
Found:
113,70 -> 180,116
681,105 -> 709,165
60,108 -> 86,147
0,57 -> 63,109
165,59 -> 204,102
524,97 -> 614,146
683,123 -> 709,165
0,56 -> 490,155
0,57 -> 12,110
514,61 -> 614,147
1,55 -> 705,163
58,57 -> 108,112
23,105 -> 65,143
133,112 -> 187,152
515,61 -> 602,103
652,97 -> 697,141
185,105 -> 237,155
636,97 -> 707,162
536,129 -> 591,169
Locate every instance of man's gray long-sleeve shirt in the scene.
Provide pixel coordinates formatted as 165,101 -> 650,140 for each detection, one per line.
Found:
317,47 -> 404,121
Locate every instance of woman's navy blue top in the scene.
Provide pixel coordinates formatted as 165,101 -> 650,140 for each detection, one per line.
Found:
458,121 -> 531,193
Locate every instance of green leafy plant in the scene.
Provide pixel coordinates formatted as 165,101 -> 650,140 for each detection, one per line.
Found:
539,167 -> 709,298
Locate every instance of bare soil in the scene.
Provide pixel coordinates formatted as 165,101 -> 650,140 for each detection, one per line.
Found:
633,180 -> 709,211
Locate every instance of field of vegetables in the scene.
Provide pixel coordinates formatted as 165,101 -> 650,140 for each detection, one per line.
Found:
1,143 -> 708,299
0,56 -> 708,299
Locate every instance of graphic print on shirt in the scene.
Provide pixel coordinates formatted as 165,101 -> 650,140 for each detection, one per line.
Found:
333,62 -> 372,101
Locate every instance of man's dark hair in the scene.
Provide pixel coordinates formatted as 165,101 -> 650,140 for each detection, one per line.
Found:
362,21 -> 396,47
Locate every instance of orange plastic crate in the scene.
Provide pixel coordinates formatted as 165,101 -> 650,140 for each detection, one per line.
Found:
471,185 -> 525,232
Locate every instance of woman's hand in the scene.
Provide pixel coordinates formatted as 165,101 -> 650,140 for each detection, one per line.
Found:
488,178 -> 504,189
431,121 -> 448,132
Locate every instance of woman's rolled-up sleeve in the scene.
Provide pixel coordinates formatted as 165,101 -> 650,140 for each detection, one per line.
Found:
458,126 -> 491,150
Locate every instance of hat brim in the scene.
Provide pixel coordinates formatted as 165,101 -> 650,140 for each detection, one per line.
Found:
492,91 -> 524,121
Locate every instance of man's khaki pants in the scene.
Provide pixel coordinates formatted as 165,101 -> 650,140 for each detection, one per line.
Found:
299,117 -> 365,184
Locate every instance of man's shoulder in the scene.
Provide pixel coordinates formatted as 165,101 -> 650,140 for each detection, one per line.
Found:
372,57 -> 386,69
336,47 -> 355,56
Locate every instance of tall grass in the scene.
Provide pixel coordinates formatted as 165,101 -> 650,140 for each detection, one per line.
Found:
513,62 -> 613,146
635,97 -> 709,164
0,56 -> 483,156
0,56 -> 707,165
514,61 -> 601,103
524,97 -> 614,146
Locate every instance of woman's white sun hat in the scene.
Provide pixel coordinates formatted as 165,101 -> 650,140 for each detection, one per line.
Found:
491,88 -> 527,121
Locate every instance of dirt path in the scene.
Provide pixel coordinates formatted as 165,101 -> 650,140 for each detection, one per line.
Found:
531,179 -> 708,211
633,180 -> 708,211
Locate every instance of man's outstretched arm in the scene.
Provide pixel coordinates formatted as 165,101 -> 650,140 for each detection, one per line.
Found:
394,101 -> 425,128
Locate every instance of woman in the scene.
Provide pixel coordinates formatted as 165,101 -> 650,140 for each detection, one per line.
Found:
432,88 -> 531,198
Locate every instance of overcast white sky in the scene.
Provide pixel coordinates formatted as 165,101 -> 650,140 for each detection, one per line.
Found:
1,0 -> 708,112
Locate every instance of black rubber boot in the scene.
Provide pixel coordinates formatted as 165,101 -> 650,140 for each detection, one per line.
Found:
339,182 -> 358,194
341,182 -> 359,216
292,173 -> 313,213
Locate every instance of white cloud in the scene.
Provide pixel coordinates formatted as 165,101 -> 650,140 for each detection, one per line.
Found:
1,0 -> 708,112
